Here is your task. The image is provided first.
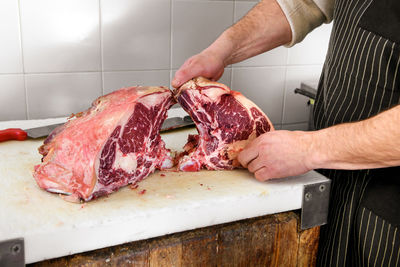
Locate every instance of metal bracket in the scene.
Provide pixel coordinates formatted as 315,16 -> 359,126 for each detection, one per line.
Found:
0,238 -> 25,267
301,180 -> 331,230
294,87 -> 317,100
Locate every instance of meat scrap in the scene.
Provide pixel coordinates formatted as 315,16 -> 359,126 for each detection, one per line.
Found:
174,77 -> 273,171
33,86 -> 175,202
138,189 -> 147,195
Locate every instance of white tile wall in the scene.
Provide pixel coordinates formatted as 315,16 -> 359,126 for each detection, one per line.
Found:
0,75 -> 26,120
102,0 -> 171,71
232,67 -> 286,125
26,73 -> 102,119
103,70 -> 170,94
0,0 -> 23,74
283,65 -> 323,124
0,0 -> 332,129
172,1 -> 234,68
287,23 -> 332,65
233,1 -> 288,67
20,0 -> 101,73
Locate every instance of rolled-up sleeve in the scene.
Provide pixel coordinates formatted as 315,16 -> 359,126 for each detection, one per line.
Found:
276,0 -> 335,46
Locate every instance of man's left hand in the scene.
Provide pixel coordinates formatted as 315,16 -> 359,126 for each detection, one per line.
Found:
237,130 -> 315,181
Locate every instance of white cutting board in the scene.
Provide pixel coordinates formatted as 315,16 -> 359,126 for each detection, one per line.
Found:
0,118 -> 328,264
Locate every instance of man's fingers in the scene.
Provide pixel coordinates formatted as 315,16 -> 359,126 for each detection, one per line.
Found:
254,167 -> 274,181
173,67 -> 202,88
171,76 -> 183,88
247,158 -> 265,173
173,55 -> 208,88
212,69 -> 224,82
237,150 -> 258,168
238,145 -> 259,168
172,59 -> 195,88
172,68 -> 191,88
238,136 -> 263,167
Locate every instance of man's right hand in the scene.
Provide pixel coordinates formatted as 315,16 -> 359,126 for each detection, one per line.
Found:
171,0 -> 292,89
171,49 -> 226,88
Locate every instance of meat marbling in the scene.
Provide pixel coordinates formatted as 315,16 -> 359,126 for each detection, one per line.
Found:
33,86 -> 175,202
175,77 -> 274,171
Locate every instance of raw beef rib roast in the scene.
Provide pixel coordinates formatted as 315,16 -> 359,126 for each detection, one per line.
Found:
34,86 -> 175,202
175,77 -> 274,171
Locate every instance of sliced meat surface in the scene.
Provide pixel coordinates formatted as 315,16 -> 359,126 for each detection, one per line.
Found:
174,77 -> 273,171
33,86 -> 175,202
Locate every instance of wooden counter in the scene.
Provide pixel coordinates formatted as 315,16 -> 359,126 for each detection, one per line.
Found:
30,211 -> 319,267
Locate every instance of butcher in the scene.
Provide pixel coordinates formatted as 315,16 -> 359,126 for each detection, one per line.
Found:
171,0 -> 400,266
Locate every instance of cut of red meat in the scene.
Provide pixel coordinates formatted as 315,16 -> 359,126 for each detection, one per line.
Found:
174,77 -> 274,171
33,86 -> 175,202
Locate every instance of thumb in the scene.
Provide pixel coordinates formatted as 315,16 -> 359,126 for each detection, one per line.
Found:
172,62 -> 204,88
172,74 -> 184,88
172,65 -> 193,88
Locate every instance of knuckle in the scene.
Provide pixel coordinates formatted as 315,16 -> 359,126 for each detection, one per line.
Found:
179,69 -> 188,77
255,151 -> 266,161
187,56 -> 200,66
258,138 -> 269,147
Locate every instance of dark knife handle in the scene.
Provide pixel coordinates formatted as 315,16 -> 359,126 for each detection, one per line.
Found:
294,88 -> 317,100
0,128 -> 28,142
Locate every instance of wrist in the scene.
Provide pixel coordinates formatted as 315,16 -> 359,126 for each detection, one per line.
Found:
303,130 -> 329,170
203,31 -> 235,67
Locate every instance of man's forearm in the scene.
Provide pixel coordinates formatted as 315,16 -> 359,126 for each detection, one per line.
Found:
205,0 -> 292,66
309,105 -> 400,170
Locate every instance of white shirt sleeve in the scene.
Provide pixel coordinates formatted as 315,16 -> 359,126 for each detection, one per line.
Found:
276,0 -> 335,46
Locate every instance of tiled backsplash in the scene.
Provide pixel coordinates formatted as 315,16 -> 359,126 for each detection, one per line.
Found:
0,0 -> 332,130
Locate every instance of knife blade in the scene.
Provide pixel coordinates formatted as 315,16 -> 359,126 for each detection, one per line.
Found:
0,115 -> 194,142
160,115 -> 194,132
0,123 -> 64,142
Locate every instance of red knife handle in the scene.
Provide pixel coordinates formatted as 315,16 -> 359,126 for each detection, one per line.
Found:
0,128 -> 28,142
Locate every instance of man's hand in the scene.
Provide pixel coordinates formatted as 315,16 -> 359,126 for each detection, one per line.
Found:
239,104 -> 400,180
171,0 -> 292,89
238,130 -> 314,181
172,49 -> 226,88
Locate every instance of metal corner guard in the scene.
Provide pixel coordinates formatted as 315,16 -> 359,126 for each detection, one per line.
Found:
0,238 -> 25,267
301,180 -> 331,230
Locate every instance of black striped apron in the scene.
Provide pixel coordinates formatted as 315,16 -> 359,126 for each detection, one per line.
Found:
313,0 -> 400,266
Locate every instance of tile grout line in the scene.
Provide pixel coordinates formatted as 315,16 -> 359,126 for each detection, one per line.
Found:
169,0 -> 173,87
17,0 -> 29,120
0,63 -> 324,77
282,121 -> 309,125
99,0 -> 104,94
230,0 -> 235,88
18,69 -> 173,76
174,0 -> 258,2
280,48 -> 290,126
230,64 -> 321,69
